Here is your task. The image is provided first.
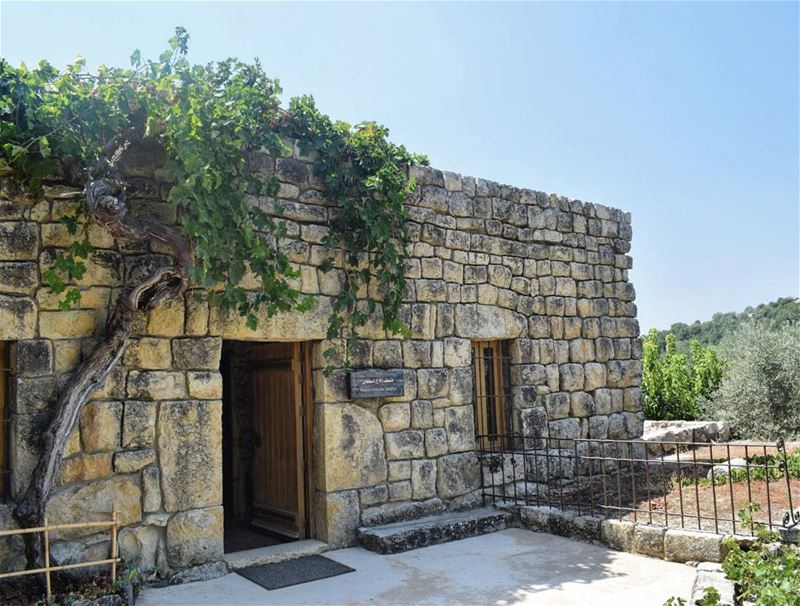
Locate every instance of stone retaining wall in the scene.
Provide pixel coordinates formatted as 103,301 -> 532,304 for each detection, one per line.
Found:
518,505 -> 734,563
0,140 -> 641,577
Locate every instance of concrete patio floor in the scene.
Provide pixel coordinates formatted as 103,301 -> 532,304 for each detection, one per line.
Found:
138,528 -> 696,606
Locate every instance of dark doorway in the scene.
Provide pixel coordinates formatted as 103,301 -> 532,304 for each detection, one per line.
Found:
222,341 -> 313,554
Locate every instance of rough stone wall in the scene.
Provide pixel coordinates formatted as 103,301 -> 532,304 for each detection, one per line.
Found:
0,142 -> 641,576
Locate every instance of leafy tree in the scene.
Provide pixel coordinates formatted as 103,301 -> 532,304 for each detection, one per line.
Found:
705,322 -> 800,439
642,329 -> 725,420
0,28 -> 425,568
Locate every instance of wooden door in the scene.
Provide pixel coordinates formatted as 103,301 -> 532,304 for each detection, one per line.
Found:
249,342 -> 307,539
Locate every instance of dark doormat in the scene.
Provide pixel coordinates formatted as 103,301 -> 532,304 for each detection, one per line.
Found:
236,555 -> 355,590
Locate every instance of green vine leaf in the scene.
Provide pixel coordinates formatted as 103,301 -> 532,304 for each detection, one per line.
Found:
0,27 -> 427,368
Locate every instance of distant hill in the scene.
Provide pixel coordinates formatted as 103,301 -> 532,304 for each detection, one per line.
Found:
653,297 -> 800,351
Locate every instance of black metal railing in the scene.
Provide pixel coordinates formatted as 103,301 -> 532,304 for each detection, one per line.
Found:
477,432 -> 800,536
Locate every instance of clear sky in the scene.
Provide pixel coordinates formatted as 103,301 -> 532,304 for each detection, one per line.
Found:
2,1 -> 798,331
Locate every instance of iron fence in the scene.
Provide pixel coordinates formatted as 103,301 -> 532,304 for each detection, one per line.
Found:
477,433 -> 800,536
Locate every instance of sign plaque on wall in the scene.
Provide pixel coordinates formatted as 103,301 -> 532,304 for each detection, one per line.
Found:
349,369 -> 405,399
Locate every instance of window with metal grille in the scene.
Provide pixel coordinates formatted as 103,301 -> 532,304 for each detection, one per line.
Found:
471,340 -> 511,447
0,342 -> 9,500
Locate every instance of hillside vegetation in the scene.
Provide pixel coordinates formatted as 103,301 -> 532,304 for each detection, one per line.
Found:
644,297 -> 800,437
653,297 -> 800,351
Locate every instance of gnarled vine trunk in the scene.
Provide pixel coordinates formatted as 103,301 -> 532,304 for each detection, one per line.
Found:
13,176 -> 191,570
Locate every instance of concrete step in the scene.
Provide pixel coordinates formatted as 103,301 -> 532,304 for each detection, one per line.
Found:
357,507 -> 513,554
223,539 -> 329,570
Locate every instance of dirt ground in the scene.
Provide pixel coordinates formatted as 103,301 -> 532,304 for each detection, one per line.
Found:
615,441 -> 800,534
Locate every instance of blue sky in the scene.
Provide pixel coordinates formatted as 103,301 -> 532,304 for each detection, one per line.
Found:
2,1 -> 798,330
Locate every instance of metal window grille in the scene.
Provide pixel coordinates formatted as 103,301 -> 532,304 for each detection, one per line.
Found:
0,341 -> 9,501
471,341 -> 512,450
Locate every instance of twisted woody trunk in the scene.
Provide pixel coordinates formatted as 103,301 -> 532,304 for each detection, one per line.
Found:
13,162 -> 192,569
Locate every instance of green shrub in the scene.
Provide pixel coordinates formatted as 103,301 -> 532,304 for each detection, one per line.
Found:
721,506 -> 800,606
665,505 -> 800,606
642,329 -> 725,420
705,322 -> 800,439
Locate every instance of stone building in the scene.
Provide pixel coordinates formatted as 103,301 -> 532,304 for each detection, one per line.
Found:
0,143 -> 642,578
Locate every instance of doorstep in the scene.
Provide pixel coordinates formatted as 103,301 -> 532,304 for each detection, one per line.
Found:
357,506 -> 513,554
223,539 -> 329,570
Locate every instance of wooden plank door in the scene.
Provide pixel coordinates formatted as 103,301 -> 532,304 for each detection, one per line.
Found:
249,342 -> 306,539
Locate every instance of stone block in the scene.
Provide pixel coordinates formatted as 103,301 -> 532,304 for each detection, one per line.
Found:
559,364 -> 584,391
0,294 -> 36,339
588,415 -> 609,439
385,430 -> 425,460
147,298 -> 185,337
172,337 -> 222,370
119,525 -> 161,572
166,506 -> 224,567
122,401 -> 156,448
12,375 -> 58,413
633,524 -> 666,558
185,291 -> 209,335
0,262 -> 37,294
13,340 -> 52,376
388,460 -> 411,481
123,338 -> 172,369
584,362 -> 606,391
568,339 -> 594,363
9,412 -> 49,497
444,406 -> 474,453
187,371 -> 223,399
454,304 -> 524,340
601,519 -> 635,552
448,368 -> 473,405
80,401 -> 122,452
443,337 -> 471,368
436,452 -> 480,499
623,387 -> 643,412
87,365 -> 126,401
53,340 -> 81,373
373,341 -> 403,368
317,403 -> 387,492
379,403 -> 411,432
0,221 -> 38,260
317,490 -> 360,548
127,371 -> 187,400
417,368 -> 448,399
570,391 -> 594,417
143,466 -> 162,513
664,529 -> 727,563
59,453 -> 113,485
158,400 -> 222,511
0,505 -> 25,573
606,360 -> 642,388
39,310 -> 98,339
410,400 -> 433,429
520,407 -> 548,448
411,459 -> 437,499
46,476 -> 141,540
114,448 -> 156,473
359,485 -> 389,507
388,480 -> 412,501
359,498 -> 444,528
544,392 -> 570,420
425,428 -> 448,457
548,417 -> 581,442
402,341 -> 432,368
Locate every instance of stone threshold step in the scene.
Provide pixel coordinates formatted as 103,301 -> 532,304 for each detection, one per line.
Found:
357,507 -> 513,555
223,539 -> 329,571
